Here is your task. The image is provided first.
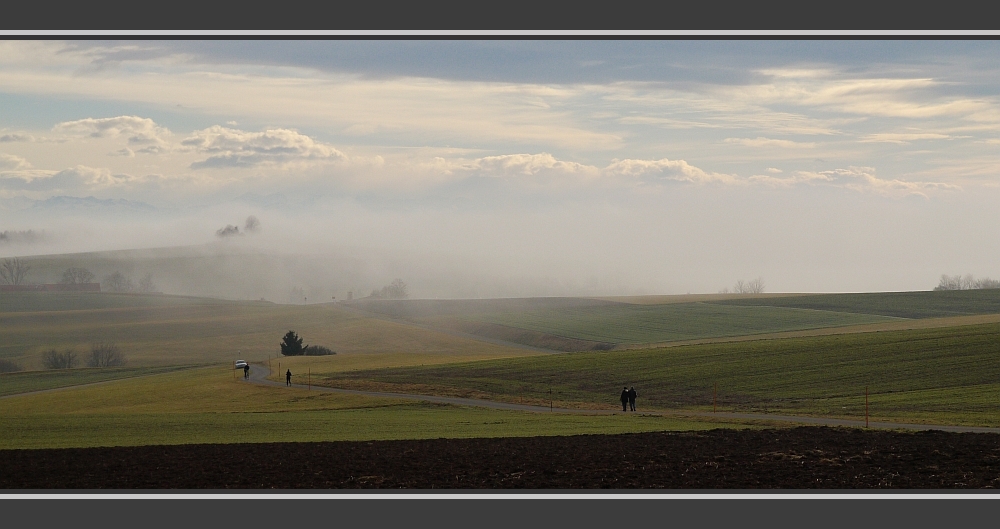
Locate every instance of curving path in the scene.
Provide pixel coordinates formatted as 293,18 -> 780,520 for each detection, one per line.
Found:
245,363 -> 1000,434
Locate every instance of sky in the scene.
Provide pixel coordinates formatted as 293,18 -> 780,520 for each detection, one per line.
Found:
1,40 -> 999,297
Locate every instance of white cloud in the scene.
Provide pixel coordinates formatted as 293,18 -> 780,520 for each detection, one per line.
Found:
766,167 -> 783,173
801,167 -> 959,198
748,171 -> 833,187
603,158 -> 739,185
0,165 -> 138,192
0,133 -> 34,143
181,126 -> 346,169
461,153 -> 595,177
724,137 -> 817,149
0,154 -> 31,170
110,148 -> 135,157
53,116 -> 172,151
749,69 -> 992,120
860,133 -> 951,144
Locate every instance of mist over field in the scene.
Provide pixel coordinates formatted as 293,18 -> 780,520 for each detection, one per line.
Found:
4,41 -> 1000,298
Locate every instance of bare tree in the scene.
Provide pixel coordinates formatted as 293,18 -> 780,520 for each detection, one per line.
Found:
387,278 -> 408,299
244,215 -> 261,233
42,349 -> 77,369
87,343 -> 127,367
733,277 -> 765,294
0,257 -> 30,285
975,278 -> 1000,289
103,271 -> 135,292
137,273 -> 156,293
0,359 -> 22,373
936,274 -> 1000,291
935,274 -> 961,290
60,267 -> 95,284
370,278 -> 409,299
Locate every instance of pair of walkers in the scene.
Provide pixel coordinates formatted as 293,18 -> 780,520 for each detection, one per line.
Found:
620,386 -> 637,412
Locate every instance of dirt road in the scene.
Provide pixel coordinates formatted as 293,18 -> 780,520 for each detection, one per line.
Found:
247,363 -> 1000,434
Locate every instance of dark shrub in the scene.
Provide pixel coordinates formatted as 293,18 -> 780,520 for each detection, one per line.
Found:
0,359 -> 23,373
305,345 -> 336,356
87,343 -> 127,367
42,349 -> 77,369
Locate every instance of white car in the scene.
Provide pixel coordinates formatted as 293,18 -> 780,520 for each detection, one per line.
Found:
234,360 -> 248,369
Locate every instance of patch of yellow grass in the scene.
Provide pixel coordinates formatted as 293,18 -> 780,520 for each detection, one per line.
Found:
266,349 -> 539,382
0,365 -> 406,417
4,302 -> 537,369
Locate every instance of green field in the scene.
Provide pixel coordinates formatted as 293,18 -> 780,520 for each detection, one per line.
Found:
0,291 -> 243,313
0,292 -> 535,369
0,365 -> 194,397
461,302 -> 896,344
710,289 -> 1000,319
6,287 -> 1000,449
353,297 -> 900,350
319,322 -> 1000,427
0,366 -> 746,449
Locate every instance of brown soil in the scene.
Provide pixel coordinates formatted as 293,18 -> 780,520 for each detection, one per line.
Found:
4,427 -> 1000,489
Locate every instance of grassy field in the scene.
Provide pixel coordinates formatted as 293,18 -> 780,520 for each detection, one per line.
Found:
0,365 -> 194,397
710,289 -> 1000,319
0,291 -> 239,313
0,292 -> 537,369
460,302 -> 896,344
0,366 -> 748,449
352,297 -> 899,350
319,322 -> 1000,427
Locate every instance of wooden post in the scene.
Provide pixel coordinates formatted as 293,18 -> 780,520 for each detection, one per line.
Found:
308,368 -> 311,391
549,388 -> 552,411
713,382 -> 717,413
865,386 -> 869,428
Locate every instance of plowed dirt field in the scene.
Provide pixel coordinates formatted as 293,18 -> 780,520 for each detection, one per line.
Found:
4,427 -> 1000,489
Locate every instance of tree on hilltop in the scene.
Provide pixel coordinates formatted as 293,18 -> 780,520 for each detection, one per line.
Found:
60,267 -> 95,284
0,257 -> 30,285
279,330 -> 309,356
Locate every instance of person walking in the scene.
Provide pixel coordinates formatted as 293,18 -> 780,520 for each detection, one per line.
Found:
628,386 -> 637,412
286,369 -> 292,386
243,364 -> 250,379
620,387 -> 629,412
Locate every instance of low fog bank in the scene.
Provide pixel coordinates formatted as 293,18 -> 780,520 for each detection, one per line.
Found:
4,186 -> 1000,298
7,242 -> 656,302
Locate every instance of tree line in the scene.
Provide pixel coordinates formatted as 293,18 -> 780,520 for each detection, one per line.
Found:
0,259 -> 157,292
719,277 -> 766,295
935,274 -> 1000,291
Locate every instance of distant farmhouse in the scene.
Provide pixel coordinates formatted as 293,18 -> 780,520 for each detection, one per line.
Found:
0,283 -> 101,292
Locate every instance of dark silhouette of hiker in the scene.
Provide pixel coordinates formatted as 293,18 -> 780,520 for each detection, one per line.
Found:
628,386 -> 637,411
244,364 -> 250,379
286,369 -> 292,386
620,387 -> 629,412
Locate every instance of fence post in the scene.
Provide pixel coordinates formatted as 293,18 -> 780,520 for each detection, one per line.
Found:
865,386 -> 869,428
713,382 -> 717,414
308,368 -> 311,391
